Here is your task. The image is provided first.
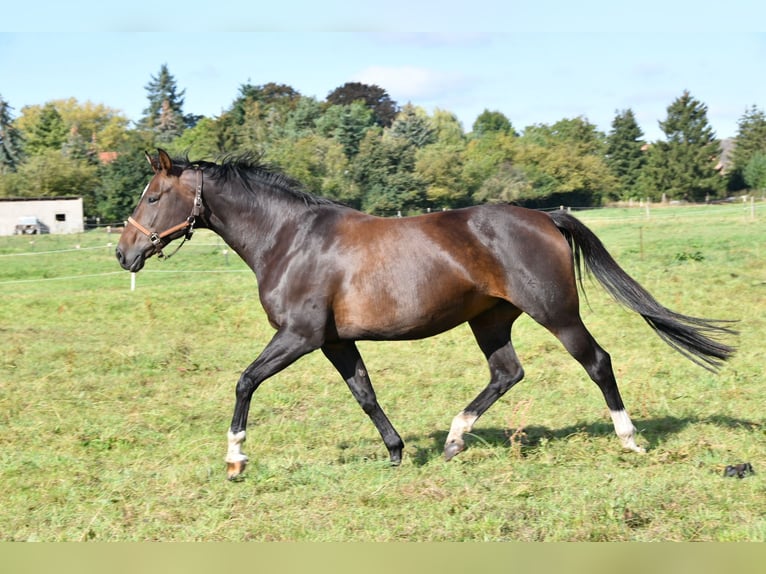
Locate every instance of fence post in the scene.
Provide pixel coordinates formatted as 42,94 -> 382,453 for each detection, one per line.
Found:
131,272 -> 136,292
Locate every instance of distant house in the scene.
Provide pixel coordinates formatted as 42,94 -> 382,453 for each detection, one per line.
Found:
98,151 -> 119,164
715,138 -> 735,173
0,197 -> 84,236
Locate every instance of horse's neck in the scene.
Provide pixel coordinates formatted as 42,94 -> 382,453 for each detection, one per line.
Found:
205,186 -> 305,276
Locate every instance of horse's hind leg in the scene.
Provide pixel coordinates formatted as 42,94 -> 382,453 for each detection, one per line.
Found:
445,304 -> 524,461
322,341 -> 404,465
552,319 -> 645,453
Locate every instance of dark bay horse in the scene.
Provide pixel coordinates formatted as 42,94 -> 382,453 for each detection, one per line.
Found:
116,150 -> 736,479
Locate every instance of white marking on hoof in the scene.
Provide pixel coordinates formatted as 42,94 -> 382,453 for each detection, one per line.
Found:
225,430 -> 249,464
445,411 -> 478,450
610,409 -> 645,453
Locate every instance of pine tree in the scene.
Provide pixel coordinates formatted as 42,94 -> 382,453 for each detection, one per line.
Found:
0,94 -> 23,173
729,105 -> 766,190
642,91 -> 723,201
141,64 -> 188,142
743,152 -> 766,193
389,104 -> 436,148
23,103 -> 68,155
315,101 -> 376,158
605,109 -> 646,199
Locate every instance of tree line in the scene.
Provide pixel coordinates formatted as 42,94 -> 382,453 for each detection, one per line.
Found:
1,64 -> 766,223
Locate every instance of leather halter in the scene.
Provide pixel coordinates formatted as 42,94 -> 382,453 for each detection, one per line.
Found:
127,168 -> 203,260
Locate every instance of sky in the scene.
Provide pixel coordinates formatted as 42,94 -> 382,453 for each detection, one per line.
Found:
2,2 -> 765,142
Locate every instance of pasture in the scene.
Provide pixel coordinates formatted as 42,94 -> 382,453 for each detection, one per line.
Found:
0,204 -> 764,541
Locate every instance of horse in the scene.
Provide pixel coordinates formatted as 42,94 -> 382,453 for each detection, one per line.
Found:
116,149 -> 736,480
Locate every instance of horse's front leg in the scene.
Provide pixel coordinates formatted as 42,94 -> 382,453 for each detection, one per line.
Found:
226,328 -> 319,479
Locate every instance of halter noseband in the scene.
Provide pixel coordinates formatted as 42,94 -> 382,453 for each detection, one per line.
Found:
127,168 -> 203,260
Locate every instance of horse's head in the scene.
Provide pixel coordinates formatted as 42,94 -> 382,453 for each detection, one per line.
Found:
116,149 -> 202,272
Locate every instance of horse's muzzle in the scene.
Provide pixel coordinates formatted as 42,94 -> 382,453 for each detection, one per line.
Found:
115,247 -> 146,273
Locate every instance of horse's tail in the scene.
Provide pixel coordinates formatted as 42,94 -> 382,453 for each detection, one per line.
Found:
547,210 -> 737,371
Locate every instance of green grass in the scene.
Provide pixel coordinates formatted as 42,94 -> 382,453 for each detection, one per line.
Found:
0,204 -> 764,541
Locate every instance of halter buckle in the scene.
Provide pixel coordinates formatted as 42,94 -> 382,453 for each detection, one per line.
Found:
184,216 -> 196,240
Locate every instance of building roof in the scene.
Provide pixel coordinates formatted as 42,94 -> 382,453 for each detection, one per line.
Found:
0,196 -> 82,202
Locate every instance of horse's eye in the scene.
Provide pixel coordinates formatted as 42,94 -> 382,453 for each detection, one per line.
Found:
147,196 -> 160,204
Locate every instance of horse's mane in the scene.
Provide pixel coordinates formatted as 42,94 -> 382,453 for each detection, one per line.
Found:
174,153 -> 341,207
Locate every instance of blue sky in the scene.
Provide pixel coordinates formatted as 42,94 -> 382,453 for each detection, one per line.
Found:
2,2 -> 765,142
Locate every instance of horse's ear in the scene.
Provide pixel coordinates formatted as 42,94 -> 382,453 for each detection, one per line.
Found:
157,148 -> 173,173
145,150 -> 161,173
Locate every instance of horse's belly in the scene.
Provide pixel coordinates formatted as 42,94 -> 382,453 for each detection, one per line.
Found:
333,288 -> 497,341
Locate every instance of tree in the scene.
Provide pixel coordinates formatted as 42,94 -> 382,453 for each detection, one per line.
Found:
461,131 -> 516,198
141,64 -> 190,142
15,99 -> 133,157
216,82 -> 303,153
165,117 -> 221,159
61,125 -> 93,162
430,108 -> 465,146
0,94 -> 23,173
472,109 -> 515,137
472,161 -> 532,204
283,96 -> 324,139
351,129 -> 426,214
20,103 -> 68,155
326,82 -> 398,128
92,151 -> 153,222
46,98 -> 130,153
641,91 -> 723,201
238,82 -> 301,108
524,117 -> 606,155
414,109 -> 469,207
743,152 -> 766,193
415,143 -> 468,207
316,101 -> 376,158
605,109 -> 647,200
266,134 -> 353,204
729,105 -> 766,191
506,117 -> 615,207
234,82 -> 302,133
233,99 -> 270,154
389,104 -> 436,148
11,149 -> 98,200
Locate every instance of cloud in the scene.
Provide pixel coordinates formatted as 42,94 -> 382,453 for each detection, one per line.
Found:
352,65 -> 468,101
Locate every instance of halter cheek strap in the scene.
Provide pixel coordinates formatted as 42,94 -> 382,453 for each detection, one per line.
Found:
126,216 -> 194,247
127,168 -> 203,260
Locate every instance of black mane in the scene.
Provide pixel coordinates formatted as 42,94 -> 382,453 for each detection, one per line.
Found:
175,154 -> 341,207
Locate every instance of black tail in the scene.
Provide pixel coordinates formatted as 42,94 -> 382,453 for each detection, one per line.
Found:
548,210 -> 737,371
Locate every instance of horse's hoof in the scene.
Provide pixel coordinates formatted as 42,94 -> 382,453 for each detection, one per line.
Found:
444,440 -> 464,461
227,460 -> 247,480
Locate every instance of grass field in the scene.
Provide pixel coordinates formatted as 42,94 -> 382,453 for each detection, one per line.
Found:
0,203 -> 764,541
